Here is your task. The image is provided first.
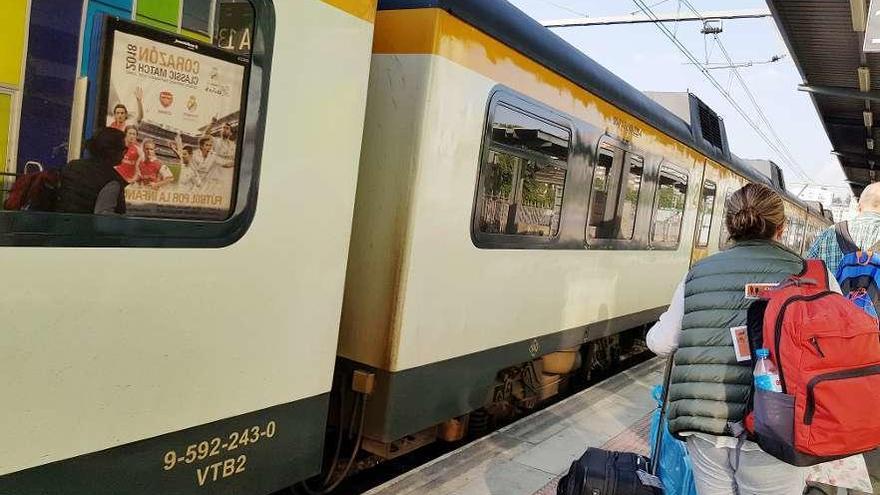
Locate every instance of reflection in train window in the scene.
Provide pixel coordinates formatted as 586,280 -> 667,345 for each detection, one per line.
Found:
696,180 -> 716,247
795,219 -> 806,253
476,102 -> 570,240
619,156 -> 644,240
182,0 -> 215,36
515,160 -> 566,236
0,0 -> 266,247
588,148 -> 617,239
480,151 -> 516,235
784,217 -> 793,249
804,223 -> 821,251
719,190 -> 734,249
588,147 -> 642,241
491,105 -> 570,161
651,167 -> 688,246
784,216 -> 805,253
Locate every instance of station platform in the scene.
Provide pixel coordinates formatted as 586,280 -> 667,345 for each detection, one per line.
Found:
364,357 -> 665,495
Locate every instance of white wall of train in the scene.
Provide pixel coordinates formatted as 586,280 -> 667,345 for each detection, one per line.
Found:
0,0 -> 374,489
344,53 -> 700,373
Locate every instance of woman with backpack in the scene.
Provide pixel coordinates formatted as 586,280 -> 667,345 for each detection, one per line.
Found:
646,183 -> 841,495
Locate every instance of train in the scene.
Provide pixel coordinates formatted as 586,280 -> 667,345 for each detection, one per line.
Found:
0,0 -> 831,494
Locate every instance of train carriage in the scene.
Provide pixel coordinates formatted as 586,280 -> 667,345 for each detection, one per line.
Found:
0,1 -> 377,494
0,0 -> 832,493
339,0 -> 830,454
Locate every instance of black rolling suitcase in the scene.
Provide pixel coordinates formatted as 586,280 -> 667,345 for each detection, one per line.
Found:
556,449 -> 659,495
557,356 -> 674,495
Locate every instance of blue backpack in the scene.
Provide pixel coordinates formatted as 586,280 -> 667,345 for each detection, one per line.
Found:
835,222 -> 880,319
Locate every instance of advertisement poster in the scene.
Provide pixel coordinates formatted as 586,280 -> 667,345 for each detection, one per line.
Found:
100,19 -> 248,220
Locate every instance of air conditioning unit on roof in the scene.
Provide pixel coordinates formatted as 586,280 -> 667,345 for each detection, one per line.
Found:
644,91 -> 730,160
744,158 -> 787,192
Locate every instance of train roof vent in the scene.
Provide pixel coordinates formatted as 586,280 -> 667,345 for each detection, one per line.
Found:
697,101 -> 724,150
645,92 -> 730,159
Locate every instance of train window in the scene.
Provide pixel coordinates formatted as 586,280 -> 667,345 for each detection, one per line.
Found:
791,217 -> 806,253
588,147 -> 643,241
650,166 -> 688,247
182,0 -> 214,36
620,156 -> 644,241
491,105 -> 570,161
719,190 -> 734,249
804,223 -> 821,251
588,147 -> 618,239
782,216 -> 805,252
474,101 -> 570,244
480,152 -> 516,235
516,160 -> 567,236
0,0 -> 269,247
695,180 -> 716,247
781,218 -> 791,247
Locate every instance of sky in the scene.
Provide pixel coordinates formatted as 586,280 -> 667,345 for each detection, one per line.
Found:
506,0 -> 852,195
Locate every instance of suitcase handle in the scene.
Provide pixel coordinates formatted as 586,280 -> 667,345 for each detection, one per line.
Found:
649,354 -> 675,476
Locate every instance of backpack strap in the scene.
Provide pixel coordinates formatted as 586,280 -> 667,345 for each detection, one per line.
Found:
800,258 -> 830,291
836,222 -> 860,255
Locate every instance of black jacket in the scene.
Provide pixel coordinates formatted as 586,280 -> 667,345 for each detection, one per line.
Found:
56,159 -> 127,214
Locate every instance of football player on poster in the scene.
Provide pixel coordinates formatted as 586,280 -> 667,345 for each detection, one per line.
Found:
107,87 -> 144,131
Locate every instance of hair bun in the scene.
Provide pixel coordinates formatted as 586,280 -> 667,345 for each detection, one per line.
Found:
729,206 -> 766,239
724,184 -> 785,242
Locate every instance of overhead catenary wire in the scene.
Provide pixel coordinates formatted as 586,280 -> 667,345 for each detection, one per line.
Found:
630,0 -> 815,186
630,1 -> 795,173
660,0 -> 810,184
629,0 -> 673,16
713,36 -> 812,185
676,0 -> 813,185
535,0 -> 588,17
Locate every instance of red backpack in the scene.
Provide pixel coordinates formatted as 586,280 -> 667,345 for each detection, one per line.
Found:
744,259 -> 880,466
3,170 -> 60,212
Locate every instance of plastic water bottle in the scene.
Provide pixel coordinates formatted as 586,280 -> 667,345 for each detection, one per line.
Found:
754,348 -> 782,392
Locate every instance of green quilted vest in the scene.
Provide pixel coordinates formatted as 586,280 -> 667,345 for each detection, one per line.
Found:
667,240 -> 804,436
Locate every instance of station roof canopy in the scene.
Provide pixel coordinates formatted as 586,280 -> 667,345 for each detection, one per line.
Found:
767,0 -> 880,196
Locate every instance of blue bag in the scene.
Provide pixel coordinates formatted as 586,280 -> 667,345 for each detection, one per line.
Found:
834,222 -> 880,319
649,385 -> 696,495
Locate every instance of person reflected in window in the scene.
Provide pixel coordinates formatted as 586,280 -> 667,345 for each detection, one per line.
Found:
56,127 -> 129,215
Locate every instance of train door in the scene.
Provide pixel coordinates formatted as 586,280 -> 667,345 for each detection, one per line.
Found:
690,160 -> 720,264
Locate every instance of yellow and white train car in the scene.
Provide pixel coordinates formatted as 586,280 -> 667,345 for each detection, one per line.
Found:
0,0 -> 376,494
339,0 -> 829,449
0,0 -> 830,492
